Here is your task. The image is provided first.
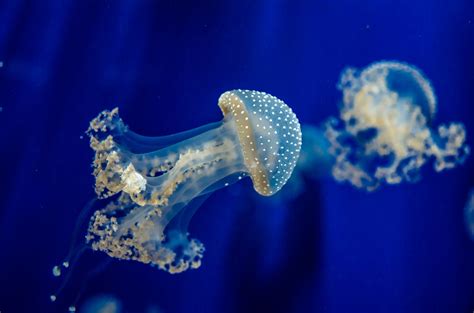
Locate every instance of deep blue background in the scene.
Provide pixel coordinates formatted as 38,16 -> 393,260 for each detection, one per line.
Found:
0,1 -> 473,312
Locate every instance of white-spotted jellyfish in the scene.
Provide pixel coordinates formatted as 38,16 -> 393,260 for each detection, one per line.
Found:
85,89 -> 302,273
325,61 -> 469,191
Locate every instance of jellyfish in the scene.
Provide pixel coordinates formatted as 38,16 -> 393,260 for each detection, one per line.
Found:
80,294 -> 162,313
465,188 -> 474,240
325,61 -> 469,191
85,90 -> 302,273
81,295 -> 121,313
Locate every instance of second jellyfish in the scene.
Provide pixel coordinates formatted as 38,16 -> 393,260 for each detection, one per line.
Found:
325,61 -> 469,191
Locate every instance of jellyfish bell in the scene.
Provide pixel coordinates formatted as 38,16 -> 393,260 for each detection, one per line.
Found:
217,90 -> 302,195
85,89 -> 302,273
352,61 -> 437,123
326,60 -> 469,191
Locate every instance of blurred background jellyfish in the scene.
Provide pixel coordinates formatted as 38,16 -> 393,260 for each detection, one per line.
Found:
464,188 -> 474,241
85,89 -> 302,273
81,294 -> 161,313
81,295 -> 121,313
325,61 -> 470,191
273,124 -> 334,200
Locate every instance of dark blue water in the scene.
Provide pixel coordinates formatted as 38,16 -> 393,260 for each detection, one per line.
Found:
0,1 -> 473,312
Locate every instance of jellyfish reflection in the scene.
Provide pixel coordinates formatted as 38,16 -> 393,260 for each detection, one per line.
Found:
325,61 -> 469,191
86,90 -> 302,273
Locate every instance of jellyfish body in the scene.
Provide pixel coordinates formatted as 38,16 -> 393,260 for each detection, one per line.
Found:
465,189 -> 474,240
86,90 -> 302,273
325,61 -> 469,191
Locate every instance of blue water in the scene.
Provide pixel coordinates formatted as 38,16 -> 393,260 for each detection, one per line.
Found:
0,1 -> 473,312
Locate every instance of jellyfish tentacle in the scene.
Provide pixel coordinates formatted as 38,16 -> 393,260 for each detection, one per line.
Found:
86,196 -> 205,273
431,122 -> 469,171
123,121 -> 224,151
166,193 -> 212,243
120,120 -> 227,175
86,129 -> 247,272
88,114 -> 243,201
125,134 -> 245,207
87,107 -> 223,152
